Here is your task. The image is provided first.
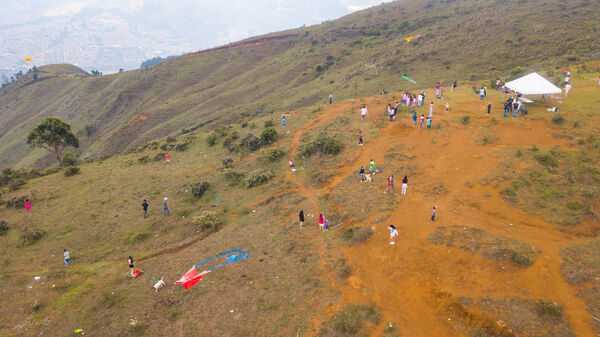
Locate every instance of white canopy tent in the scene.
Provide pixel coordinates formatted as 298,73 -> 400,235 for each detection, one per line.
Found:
504,72 -> 562,96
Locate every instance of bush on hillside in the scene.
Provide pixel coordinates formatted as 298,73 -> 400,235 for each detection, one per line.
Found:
62,151 -> 78,167
317,303 -> 380,337
298,133 -> 343,157
206,134 -> 218,146
552,114 -> 565,125
193,211 -> 219,232
258,147 -> 286,162
239,134 -> 262,152
64,166 -> 80,177
244,169 -> 274,188
191,181 -> 210,198
221,157 -> 234,168
19,226 -> 46,246
340,226 -> 374,245
0,220 -> 8,236
260,127 -> 279,145
224,169 -> 247,186
6,196 -> 27,208
8,179 -> 25,191
264,120 -> 274,127
153,152 -> 166,161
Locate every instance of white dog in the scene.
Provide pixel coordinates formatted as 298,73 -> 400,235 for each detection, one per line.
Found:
152,277 -> 165,292
365,174 -> 373,182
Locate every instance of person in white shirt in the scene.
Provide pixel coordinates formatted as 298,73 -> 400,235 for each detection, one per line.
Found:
389,225 -> 398,245
564,83 -> 572,97
361,106 -> 368,120
64,249 -> 70,266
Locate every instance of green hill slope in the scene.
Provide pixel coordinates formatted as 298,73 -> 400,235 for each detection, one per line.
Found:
1,0 -> 599,168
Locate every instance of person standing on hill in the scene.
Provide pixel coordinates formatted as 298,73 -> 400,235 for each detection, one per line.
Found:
435,82 -> 441,96
412,111 -> 418,127
361,105 -> 368,121
445,102 -> 449,113
299,210 -> 305,228
431,206 -> 437,222
369,159 -> 376,176
384,175 -> 393,194
142,199 -> 149,218
128,256 -> 135,277
487,103 -> 492,115
597,75 -> 600,85
451,81 -> 457,91
165,153 -> 170,164
329,94 -> 333,104
389,225 -> 398,245
318,214 -> 325,231
564,83 -> 572,97
25,199 -> 31,212
282,115 -> 286,127
163,197 -> 170,216
420,115 -> 425,129
426,116 -> 432,129
429,102 -> 434,116
388,104 -> 394,121
359,166 -> 366,182
358,131 -> 363,145
64,249 -> 70,266
401,175 -> 408,195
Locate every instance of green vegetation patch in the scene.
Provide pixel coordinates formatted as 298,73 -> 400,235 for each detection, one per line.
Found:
429,226 -> 537,266
340,226 -> 374,246
298,133 -> 343,158
560,237 -> 600,284
317,303 -> 380,337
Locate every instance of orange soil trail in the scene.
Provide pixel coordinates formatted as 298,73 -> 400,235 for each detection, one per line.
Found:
286,95 -> 596,336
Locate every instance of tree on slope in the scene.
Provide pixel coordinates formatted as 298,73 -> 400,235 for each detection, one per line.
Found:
27,117 -> 79,167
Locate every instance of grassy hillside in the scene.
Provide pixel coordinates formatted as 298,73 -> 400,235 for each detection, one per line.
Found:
2,67 -> 600,336
1,0 -> 600,168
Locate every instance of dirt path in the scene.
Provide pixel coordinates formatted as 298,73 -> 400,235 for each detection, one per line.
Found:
285,95 -> 596,336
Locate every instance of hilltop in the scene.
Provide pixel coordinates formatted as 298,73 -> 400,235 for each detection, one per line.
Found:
2,65 -> 600,336
1,0 -> 600,168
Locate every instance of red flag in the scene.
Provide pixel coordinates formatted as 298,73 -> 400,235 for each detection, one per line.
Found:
175,267 -> 210,290
134,270 -> 142,278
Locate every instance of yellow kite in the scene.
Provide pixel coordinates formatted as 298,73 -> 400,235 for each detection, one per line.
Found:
405,35 -> 421,42
24,57 -> 32,62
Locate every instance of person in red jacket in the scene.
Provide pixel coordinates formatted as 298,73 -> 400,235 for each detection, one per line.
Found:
318,214 -> 325,231
165,153 -> 170,164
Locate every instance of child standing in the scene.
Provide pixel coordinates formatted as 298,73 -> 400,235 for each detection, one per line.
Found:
142,199 -> 149,218
426,117 -> 432,129
401,175 -> 408,195
487,103 -> 492,115
282,115 -> 286,127
361,105 -> 368,121
369,159 -> 376,175
429,102 -> 434,115
25,199 -> 31,212
412,111 -> 417,127
420,115 -> 425,128
431,206 -> 437,222
384,175 -> 394,194
128,256 -> 135,277
163,197 -> 170,216
64,249 -> 70,266
165,153 -> 170,164
389,225 -> 398,245
358,131 -> 363,145
318,214 -> 325,231
299,209 -> 304,228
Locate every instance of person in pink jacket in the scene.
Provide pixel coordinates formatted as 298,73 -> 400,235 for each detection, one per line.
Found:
318,214 -> 325,231
25,199 -> 31,212
165,153 -> 170,164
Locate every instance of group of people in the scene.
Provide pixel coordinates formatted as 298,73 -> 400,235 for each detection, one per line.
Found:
503,95 -> 524,118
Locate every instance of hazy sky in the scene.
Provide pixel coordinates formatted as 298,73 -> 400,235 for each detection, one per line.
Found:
0,0 -> 388,72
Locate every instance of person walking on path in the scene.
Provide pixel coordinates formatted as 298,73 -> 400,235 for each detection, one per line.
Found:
564,83 -> 572,97
361,105 -> 368,121
25,199 -> 31,212
401,175 -> 408,195
128,256 -> 135,277
369,159 -> 376,176
384,175 -> 394,194
358,131 -> 363,145
487,103 -> 492,115
431,206 -> 437,222
163,197 -> 170,216
360,167 -> 366,182
389,225 -> 398,245
412,111 -> 417,127
318,214 -> 325,231
142,199 -> 149,218
64,249 -> 70,266
165,153 -> 170,164
282,115 -> 286,127
429,102 -> 434,116
329,94 -> 333,104
299,210 -> 304,228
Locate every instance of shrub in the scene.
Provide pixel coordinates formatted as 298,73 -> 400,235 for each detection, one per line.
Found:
191,181 -> 210,198
153,152 -> 166,161
6,196 -> 27,208
264,120 -> 274,127
138,156 -> 149,163
244,169 -> 274,188
260,127 -> 279,145
258,148 -> 285,162
534,300 -> 562,318
501,187 -> 518,202
534,152 -> 558,167
221,157 -> 234,168
206,134 -> 218,146
340,226 -> 374,245
224,169 -> 247,186
0,220 -> 8,236
8,178 -> 25,191
551,114 -> 565,125
317,303 -> 380,336
193,211 -> 219,232
166,136 -> 177,143
239,134 -> 261,151
62,151 -> 78,167
64,166 -> 80,176
298,133 -> 343,158
19,226 -> 46,246
461,116 -> 470,125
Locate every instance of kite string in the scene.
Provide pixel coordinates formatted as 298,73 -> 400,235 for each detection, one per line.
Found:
179,291 -> 188,337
